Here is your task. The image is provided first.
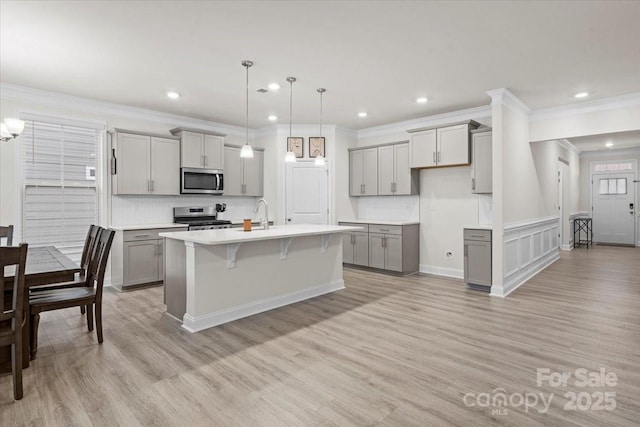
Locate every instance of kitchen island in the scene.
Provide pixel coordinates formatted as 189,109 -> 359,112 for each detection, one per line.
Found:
160,224 -> 361,332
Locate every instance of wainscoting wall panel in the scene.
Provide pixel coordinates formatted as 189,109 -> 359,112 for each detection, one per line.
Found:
491,216 -> 560,297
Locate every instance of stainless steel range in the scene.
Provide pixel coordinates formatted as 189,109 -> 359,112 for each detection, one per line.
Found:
173,207 -> 232,230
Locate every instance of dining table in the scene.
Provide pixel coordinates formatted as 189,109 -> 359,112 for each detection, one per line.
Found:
1,246 -> 80,372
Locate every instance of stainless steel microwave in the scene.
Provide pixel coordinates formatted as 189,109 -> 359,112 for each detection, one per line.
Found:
181,168 -> 224,195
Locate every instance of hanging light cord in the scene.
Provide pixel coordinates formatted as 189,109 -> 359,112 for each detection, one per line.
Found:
246,63 -> 249,144
319,90 -> 323,137
289,79 -> 293,138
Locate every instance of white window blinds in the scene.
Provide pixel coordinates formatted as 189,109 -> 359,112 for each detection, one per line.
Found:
22,120 -> 99,262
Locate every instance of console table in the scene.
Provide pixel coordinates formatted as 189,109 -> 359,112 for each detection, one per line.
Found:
573,217 -> 593,249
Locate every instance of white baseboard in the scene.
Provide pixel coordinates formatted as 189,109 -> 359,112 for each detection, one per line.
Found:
491,249 -> 559,297
419,264 -> 463,279
560,244 -> 574,251
182,280 -> 345,333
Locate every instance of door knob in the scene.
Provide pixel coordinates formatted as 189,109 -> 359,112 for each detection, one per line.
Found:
287,218 -> 292,222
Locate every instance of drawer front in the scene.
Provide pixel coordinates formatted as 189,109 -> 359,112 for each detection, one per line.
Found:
339,222 -> 369,232
463,229 -> 491,242
123,227 -> 187,242
368,224 -> 402,235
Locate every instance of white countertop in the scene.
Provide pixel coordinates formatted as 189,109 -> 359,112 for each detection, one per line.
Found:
110,223 -> 189,231
160,224 -> 362,245
464,225 -> 493,230
338,219 -> 420,226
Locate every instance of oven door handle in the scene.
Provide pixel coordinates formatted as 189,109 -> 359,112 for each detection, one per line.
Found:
216,174 -> 221,191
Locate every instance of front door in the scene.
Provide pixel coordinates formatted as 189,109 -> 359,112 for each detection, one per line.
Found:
592,172 -> 635,245
285,160 -> 329,224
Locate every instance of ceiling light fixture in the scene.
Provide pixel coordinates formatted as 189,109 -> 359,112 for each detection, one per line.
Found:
314,88 -> 326,167
284,77 -> 297,163
605,142 -> 614,148
268,83 -> 280,91
268,115 -> 278,121
166,91 -> 180,100
240,60 -> 254,159
416,97 -> 428,104
574,92 -> 589,99
0,118 -> 25,142
358,112 -> 367,118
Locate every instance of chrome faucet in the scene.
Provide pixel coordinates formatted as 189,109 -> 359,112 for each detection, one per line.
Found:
254,198 -> 269,230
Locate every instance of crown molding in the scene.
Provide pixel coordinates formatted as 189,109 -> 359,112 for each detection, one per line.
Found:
530,92 -> 640,122
357,104 -> 491,140
579,146 -> 640,159
557,138 -> 581,154
0,82 -> 251,138
486,88 -> 531,115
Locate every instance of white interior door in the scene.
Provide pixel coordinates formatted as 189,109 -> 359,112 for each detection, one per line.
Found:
592,172 -> 635,245
285,161 -> 329,225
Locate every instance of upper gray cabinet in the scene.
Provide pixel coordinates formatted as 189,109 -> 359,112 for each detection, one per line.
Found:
349,147 -> 378,196
471,130 -> 492,194
109,129 -> 180,195
408,120 -> 480,168
378,142 -> 419,196
223,145 -> 264,197
170,128 -> 225,170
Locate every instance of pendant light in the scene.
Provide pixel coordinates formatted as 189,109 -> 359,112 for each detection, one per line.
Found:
284,77 -> 297,163
240,60 -> 254,158
0,118 -> 25,142
314,88 -> 326,166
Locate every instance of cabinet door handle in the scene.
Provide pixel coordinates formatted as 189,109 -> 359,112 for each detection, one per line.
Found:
437,152 -> 441,162
151,180 -> 154,192
390,182 -> 394,193
204,155 -> 208,167
157,242 -> 162,256
201,155 -> 204,166
147,180 -> 150,192
134,234 -> 150,238
472,178 -> 475,190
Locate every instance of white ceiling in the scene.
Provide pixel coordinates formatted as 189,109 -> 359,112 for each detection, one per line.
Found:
1,1 -> 639,129
567,130 -> 640,152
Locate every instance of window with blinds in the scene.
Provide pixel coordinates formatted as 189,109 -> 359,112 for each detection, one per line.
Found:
22,120 -> 99,262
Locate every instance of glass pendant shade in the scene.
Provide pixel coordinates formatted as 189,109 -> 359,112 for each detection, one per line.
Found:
284,150 -> 296,163
314,155 -> 326,166
240,143 -> 254,158
4,118 -> 25,136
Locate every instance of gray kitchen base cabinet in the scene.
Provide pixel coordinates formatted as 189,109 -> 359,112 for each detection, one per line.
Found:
111,226 -> 188,290
342,231 -> 369,266
464,228 -> 492,289
339,222 -> 419,274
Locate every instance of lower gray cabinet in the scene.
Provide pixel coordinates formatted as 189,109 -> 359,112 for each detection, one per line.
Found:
339,222 -> 419,274
463,228 -> 492,290
111,226 -> 188,290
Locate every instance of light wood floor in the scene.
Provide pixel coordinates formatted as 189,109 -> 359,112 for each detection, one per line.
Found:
1,245 -> 639,426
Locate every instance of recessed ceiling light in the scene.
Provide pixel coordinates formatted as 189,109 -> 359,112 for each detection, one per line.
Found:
358,112 -> 367,118
268,115 -> 277,121
167,91 -> 180,100
416,97 -> 428,104
605,142 -> 614,148
268,83 -> 280,91
574,92 -> 589,99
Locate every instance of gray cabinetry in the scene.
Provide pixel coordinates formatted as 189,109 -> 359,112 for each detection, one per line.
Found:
349,148 -> 378,196
463,228 -> 492,290
109,129 -> 181,195
171,127 -> 225,170
339,222 -> 419,274
111,226 -> 188,290
408,120 -> 480,169
341,223 -> 369,266
378,142 -> 419,196
223,145 -> 264,196
471,130 -> 492,194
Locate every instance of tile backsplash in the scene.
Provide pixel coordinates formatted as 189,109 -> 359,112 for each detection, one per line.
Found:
357,195 -> 420,222
111,195 -> 258,225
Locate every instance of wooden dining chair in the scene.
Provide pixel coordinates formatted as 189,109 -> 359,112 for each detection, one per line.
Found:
0,225 -> 14,246
29,228 -> 115,360
0,243 -> 28,400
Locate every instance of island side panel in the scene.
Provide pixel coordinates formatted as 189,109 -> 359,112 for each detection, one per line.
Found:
184,234 -> 344,332
164,237 -> 187,320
